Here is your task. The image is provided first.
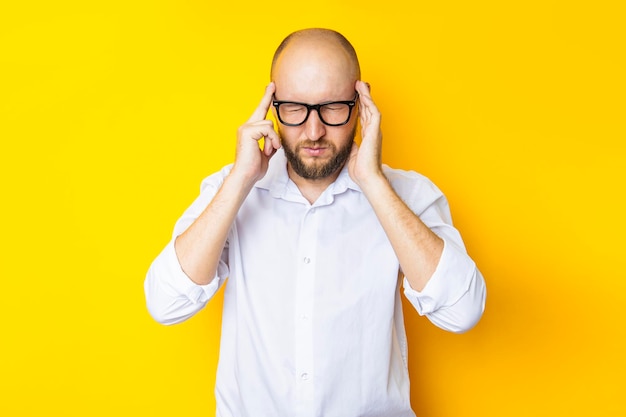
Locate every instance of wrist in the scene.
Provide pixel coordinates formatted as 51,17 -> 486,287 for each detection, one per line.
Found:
226,165 -> 258,194
357,169 -> 389,194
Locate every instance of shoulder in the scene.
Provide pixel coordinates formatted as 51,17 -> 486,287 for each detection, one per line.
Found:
199,163 -> 234,194
382,165 -> 443,197
382,165 -> 447,213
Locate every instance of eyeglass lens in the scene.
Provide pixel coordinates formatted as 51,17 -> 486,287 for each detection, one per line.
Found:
278,102 -> 351,126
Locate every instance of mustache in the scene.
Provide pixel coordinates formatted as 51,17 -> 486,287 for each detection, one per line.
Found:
295,139 -> 335,149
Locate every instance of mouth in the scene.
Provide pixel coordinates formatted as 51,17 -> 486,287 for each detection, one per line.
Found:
301,146 -> 328,157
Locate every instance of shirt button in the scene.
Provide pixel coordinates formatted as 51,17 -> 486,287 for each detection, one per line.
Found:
303,257 -> 311,264
301,373 -> 309,380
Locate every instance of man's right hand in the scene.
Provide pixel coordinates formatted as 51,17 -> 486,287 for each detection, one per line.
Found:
231,82 -> 281,185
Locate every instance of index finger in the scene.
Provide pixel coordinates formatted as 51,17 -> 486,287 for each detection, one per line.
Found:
247,82 -> 276,123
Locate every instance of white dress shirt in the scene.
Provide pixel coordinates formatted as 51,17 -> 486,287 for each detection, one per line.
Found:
145,149 -> 486,417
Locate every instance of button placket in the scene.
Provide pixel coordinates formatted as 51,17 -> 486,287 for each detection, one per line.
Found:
294,207 -> 318,415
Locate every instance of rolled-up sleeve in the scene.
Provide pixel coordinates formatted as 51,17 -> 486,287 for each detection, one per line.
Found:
144,240 -> 227,325
403,238 -> 486,333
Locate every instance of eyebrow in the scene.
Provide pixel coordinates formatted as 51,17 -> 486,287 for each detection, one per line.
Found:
273,94 -> 358,104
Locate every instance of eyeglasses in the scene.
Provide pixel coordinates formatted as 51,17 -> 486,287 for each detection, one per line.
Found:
272,94 -> 358,127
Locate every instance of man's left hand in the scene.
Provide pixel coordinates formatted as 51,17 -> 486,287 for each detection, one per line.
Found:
348,80 -> 384,186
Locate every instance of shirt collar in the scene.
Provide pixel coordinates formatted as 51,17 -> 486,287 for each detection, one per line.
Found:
255,148 -> 362,201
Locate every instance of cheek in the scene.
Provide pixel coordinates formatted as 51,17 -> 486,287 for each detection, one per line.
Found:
333,123 -> 357,145
280,124 -> 310,142
277,125 -> 300,148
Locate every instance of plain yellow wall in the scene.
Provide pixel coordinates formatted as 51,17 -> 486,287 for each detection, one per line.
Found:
1,1 -> 624,416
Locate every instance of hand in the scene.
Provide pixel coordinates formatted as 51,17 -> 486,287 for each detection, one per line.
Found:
231,82 -> 282,184
348,80 -> 384,186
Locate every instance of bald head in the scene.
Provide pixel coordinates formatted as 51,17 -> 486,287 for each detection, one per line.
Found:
270,29 -> 361,104
270,28 -> 361,82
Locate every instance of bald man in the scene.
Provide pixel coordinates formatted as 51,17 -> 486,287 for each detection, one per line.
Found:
145,28 -> 486,417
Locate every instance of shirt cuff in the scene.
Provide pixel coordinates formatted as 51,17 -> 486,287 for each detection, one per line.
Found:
403,238 -> 476,315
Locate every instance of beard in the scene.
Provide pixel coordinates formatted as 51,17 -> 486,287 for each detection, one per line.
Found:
281,127 -> 356,180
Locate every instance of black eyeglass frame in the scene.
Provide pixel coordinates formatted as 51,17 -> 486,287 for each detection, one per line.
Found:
272,94 -> 359,127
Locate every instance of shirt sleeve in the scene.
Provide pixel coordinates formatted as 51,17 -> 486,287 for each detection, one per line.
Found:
144,166 -> 233,325
402,239 -> 486,333
386,167 -> 487,333
144,240 -> 227,325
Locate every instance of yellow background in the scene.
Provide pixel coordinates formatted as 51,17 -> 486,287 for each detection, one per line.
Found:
1,0 -> 624,416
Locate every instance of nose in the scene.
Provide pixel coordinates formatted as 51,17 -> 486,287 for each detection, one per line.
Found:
304,109 -> 326,141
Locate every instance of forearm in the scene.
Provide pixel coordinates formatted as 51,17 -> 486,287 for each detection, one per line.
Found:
175,170 -> 254,285
360,174 -> 444,291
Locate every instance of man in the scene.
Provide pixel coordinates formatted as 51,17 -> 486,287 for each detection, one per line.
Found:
145,28 -> 486,417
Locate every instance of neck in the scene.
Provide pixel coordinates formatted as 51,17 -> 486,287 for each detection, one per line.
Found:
287,163 -> 342,204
